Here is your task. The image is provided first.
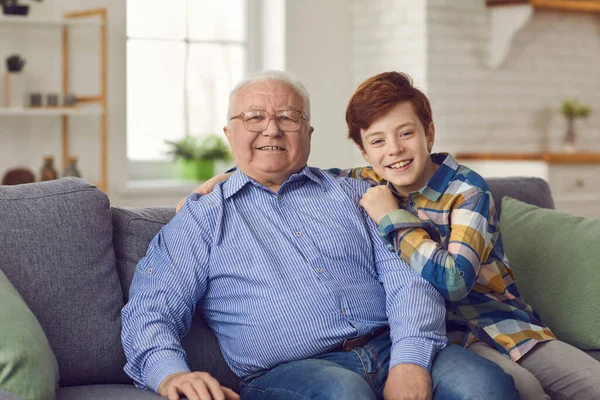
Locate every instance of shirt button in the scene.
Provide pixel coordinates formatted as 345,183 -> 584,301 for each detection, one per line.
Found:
147,268 -> 152,274
278,195 -> 283,201
317,268 -> 323,273
409,200 -> 415,207
295,231 -> 302,237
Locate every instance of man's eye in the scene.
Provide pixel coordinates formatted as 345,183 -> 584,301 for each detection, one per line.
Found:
246,115 -> 265,121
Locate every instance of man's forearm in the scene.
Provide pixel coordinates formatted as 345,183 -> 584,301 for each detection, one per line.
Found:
379,260 -> 447,373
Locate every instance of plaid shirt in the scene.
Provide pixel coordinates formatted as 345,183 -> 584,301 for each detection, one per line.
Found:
332,153 -> 555,361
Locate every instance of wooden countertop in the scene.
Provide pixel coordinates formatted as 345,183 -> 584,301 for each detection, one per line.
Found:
454,152 -> 600,165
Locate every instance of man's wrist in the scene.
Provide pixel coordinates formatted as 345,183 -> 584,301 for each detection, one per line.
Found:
390,338 -> 440,373
146,356 -> 191,393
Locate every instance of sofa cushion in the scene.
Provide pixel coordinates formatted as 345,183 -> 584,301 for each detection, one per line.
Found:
0,178 -> 129,386
111,206 -> 239,390
56,384 -> 162,400
500,196 -> 600,350
0,269 -> 58,400
486,177 -> 555,215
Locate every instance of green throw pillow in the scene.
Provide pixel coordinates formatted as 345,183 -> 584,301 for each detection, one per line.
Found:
500,196 -> 600,350
0,269 -> 59,400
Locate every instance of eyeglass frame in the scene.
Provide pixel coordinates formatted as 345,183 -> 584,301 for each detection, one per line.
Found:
229,109 -> 310,132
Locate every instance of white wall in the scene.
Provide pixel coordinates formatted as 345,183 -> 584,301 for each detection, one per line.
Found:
351,0 -> 428,89
425,0 -> 600,155
285,0 -> 358,168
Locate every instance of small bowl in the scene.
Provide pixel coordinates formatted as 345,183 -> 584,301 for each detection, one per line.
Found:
2,4 -> 30,16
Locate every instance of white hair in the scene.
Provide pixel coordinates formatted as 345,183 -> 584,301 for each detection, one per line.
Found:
227,70 -> 311,121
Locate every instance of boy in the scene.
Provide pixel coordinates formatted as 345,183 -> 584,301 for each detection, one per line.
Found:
342,71 -> 599,400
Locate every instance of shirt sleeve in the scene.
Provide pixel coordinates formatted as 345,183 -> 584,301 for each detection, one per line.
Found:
378,188 -> 498,301
362,207 -> 447,373
325,166 -> 384,187
121,198 -> 212,392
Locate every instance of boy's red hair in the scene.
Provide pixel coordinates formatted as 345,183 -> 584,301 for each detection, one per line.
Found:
346,72 -> 433,148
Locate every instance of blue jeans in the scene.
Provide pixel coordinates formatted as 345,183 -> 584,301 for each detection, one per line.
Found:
239,332 -> 519,400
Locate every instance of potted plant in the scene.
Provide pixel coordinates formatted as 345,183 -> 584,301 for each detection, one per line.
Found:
561,99 -> 591,152
165,134 -> 232,181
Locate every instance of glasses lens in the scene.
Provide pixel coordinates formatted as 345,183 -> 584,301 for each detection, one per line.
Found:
242,110 -> 269,131
241,110 -> 304,132
276,110 -> 302,131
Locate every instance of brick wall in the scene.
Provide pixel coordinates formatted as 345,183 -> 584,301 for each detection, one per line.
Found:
351,0 -> 428,89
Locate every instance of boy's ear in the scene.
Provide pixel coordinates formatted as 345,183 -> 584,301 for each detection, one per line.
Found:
426,122 -> 436,153
358,144 -> 371,165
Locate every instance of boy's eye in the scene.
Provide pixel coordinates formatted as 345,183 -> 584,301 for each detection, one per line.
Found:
400,131 -> 413,138
371,139 -> 384,145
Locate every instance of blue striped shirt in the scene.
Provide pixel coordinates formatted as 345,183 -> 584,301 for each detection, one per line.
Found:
121,167 -> 447,392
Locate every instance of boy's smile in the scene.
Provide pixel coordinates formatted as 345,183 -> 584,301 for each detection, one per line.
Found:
359,101 -> 437,197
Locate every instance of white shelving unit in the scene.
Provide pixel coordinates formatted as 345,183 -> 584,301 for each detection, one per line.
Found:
0,106 -> 103,116
0,8 -> 108,191
0,15 -> 101,27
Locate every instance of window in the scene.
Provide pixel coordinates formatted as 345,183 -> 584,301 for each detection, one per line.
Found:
126,0 -> 248,162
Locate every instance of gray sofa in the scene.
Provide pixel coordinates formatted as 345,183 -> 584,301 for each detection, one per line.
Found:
0,176 -> 597,399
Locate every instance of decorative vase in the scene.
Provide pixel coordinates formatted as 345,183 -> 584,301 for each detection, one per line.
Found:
563,117 -> 577,153
4,72 -> 26,108
40,156 -> 58,181
179,159 -> 215,181
63,156 -> 81,178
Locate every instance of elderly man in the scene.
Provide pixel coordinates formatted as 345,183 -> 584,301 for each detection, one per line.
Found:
121,71 -> 518,400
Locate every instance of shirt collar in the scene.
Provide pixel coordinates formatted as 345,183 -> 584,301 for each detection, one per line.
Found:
223,166 -> 326,199
419,152 -> 459,201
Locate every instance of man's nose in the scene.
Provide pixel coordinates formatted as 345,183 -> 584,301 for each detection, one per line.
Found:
262,117 -> 283,136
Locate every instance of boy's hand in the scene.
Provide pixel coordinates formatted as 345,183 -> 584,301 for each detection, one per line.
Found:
360,186 -> 400,225
175,172 -> 234,213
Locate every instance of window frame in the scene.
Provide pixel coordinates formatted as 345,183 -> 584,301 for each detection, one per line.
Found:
126,0 -> 260,181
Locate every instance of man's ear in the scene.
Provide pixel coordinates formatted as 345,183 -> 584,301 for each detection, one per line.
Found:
426,122 -> 435,153
223,125 -> 231,141
308,126 -> 314,138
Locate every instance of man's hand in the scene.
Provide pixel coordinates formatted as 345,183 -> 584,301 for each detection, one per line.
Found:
158,371 -> 240,400
175,172 -> 234,213
359,186 -> 400,225
383,364 -> 432,400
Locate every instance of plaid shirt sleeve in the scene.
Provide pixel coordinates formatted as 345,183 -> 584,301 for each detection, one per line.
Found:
326,167 -> 384,187
378,188 -> 498,301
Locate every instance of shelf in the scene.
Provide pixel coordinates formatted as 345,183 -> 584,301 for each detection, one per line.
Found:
0,106 -> 103,116
455,152 -> 600,164
0,15 -> 102,27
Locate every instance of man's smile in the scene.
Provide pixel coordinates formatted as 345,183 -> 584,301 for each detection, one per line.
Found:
257,146 -> 286,151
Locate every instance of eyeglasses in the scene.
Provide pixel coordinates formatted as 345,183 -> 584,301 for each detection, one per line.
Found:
230,109 -> 309,132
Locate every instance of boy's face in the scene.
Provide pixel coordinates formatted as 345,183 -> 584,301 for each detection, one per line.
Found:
359,101 -> 436,197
